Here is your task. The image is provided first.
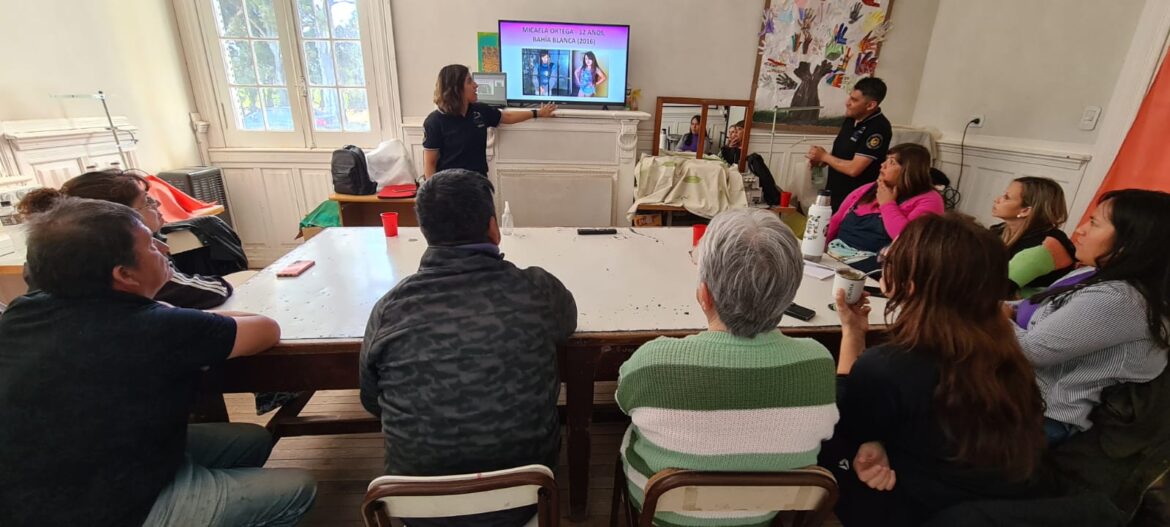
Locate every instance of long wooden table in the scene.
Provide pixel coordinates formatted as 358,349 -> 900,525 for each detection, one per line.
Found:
216,227 -> 886,520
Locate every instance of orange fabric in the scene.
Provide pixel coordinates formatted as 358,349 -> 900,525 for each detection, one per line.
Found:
1079,52 -> 1170,226
145,175 -> 214,223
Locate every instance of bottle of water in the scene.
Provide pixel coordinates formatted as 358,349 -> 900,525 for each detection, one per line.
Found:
500,201 -> 514,236
0,200 -> 15,256
0,199 -> 16,228
801,190 -> 832,261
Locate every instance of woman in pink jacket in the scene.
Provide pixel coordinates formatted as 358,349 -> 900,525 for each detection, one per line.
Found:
825,143 -> 944,274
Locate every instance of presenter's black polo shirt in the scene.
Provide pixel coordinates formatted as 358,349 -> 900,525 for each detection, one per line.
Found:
422,102 -> 503,176
827,110 -> 892,211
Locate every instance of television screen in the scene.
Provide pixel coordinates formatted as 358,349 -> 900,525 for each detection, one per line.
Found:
499,20 -> 629,106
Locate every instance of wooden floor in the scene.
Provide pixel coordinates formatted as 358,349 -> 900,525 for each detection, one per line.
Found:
226,385 -> 841,526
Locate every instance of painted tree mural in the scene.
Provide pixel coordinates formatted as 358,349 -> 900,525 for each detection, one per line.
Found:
753,0 -> 891,126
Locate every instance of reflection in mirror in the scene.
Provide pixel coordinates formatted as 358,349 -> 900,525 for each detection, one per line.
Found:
659,104 -> 710,154
652,97 -> 754,173
718,106 -> 748,166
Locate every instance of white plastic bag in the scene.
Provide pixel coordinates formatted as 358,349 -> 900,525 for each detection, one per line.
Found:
365,139 -> 418,189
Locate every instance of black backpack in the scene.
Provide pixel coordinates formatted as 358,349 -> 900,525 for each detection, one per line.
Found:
331,145 -> 375,195
746,153 -> 781,206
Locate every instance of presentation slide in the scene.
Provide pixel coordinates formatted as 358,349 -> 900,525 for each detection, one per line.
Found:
499,21 -> 629,105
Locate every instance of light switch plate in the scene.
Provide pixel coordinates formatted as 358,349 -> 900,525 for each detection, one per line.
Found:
1079,106 -> 1102,131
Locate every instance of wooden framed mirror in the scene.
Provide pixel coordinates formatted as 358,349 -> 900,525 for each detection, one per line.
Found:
651,97 -> 755,173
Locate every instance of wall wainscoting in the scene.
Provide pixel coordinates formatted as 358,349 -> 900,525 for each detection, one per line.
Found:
934,139 -> 1091,228
216,130 -> 1090,267
208,149 -> 334,266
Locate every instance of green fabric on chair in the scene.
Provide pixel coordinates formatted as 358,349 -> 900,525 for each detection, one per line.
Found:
300,200 -> 341,229
1009,245 -> 1056,298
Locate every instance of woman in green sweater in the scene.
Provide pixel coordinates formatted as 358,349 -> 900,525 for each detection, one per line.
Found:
616,208 -> 838,527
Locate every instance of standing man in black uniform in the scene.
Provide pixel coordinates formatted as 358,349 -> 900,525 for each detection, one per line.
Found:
805,77 -> 892,211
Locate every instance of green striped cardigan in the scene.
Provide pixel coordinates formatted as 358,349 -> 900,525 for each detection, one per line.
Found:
616,330 -> 838,527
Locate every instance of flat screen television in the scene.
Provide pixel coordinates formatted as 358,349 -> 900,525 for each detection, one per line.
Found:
498,20 -> 630,106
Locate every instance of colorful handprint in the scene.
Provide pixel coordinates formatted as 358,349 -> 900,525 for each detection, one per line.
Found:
849,2 -> 863,23
858,31 -> 878,53
855,51 -> 877,76
825,23 -> 848,60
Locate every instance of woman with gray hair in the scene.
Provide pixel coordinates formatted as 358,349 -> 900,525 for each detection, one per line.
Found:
615,208 -> 839,527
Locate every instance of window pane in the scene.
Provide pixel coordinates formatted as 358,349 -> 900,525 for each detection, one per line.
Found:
335,41 -> 365,86
302,41 -> 336,86
244,0 -> 278,38
329,0 -> 360,39
232,87 -> 263,130
261,88 -> 294,130
341,88 -> 370,132
213,0 -> 247,37
222,40 -> 257,85
309,88 -> 341,131
252,40 -> 285,85
297,0 -> 329,38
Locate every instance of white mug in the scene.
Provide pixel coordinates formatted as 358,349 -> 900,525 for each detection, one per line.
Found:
833,268 -> 866,305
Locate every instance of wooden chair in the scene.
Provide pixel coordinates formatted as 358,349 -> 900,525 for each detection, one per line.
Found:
612,458 -> 837,527
361,464 -> 558,527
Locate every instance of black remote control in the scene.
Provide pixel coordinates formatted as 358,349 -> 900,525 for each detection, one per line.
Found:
577,228 -> 617,235
784,302 -> 816,321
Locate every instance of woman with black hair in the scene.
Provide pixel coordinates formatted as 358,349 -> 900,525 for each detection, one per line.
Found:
1012,189 -> 1170,444
673,114 -> 715,154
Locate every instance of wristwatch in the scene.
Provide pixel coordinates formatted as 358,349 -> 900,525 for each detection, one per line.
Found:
531,109 -> 538,119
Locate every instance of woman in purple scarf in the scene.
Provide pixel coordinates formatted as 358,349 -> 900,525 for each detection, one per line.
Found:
1011,189 -> 1170,444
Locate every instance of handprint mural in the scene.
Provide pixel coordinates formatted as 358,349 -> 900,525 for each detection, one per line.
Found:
751,0 -> 892,128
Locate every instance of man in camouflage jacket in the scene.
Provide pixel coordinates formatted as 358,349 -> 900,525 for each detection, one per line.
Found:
360,169 -> 576,525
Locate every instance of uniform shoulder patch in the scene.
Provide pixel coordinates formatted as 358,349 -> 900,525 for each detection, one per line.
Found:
866,133 -> 883,149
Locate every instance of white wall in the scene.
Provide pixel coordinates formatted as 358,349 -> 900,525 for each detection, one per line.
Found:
873,0 -> 940,125
910,0 -> 1144,145
390,0 -> 936,126
0,0 -> 201,171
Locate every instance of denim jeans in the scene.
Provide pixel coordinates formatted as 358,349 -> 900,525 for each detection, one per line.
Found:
1044,417 -> 1078,446
143,423 -> 317,527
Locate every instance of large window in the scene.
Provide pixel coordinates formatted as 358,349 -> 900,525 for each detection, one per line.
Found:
195,0 -> 384,147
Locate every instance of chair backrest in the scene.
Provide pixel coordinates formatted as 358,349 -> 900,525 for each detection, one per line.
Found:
361,464 -> 557,527
164,228 -> 205,255
638,466 -> 838,527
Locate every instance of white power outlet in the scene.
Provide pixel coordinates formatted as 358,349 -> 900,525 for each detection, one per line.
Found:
968,114 -> 984,128
1079,106 -> 1102,131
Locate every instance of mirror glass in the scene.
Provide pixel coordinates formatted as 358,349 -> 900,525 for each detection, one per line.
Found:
652,97 -> 753,173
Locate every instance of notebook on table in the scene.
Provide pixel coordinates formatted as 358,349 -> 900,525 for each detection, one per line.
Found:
377,185 -> 417,199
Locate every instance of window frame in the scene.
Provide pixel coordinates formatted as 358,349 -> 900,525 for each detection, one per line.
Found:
179,0 -> 397,150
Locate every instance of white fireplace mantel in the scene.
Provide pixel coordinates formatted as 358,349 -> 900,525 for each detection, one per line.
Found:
402,109 -> 651,226
0,117 -> 140,190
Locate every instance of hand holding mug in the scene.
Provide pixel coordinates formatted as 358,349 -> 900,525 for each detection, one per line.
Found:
835,288 -> 871,333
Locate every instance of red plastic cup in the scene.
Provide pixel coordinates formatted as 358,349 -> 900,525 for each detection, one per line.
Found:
780,191 -> 792,208
692,223 -> 708,246
380,212 -> 399,237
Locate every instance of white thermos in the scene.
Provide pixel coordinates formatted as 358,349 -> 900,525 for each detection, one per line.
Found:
801,190 -> 833,261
